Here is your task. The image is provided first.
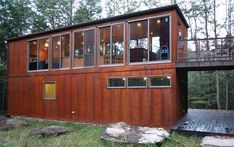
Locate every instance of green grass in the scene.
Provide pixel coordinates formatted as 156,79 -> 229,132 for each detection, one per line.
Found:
0,121 -> 202,147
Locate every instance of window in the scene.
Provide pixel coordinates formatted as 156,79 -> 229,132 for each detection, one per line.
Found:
99,24 -> 124,65
73,29 -> 95,67
127,77 -> 147,88
129,16 -> 170,63
149,75 -> 171,87
52,34 -> 70,69
28,40 -> 38,70
108,78 -> 126,88
129,20 -> 148,62
28,38 -> 49,71
44,82 -> 56,99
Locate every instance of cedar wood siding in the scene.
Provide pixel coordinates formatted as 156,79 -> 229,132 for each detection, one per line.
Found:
7,8 -> 188,129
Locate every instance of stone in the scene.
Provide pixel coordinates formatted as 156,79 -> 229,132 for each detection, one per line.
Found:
201,136 -> 234,147
101,122 -> 169,144
31,126 -> 68,137
5,118 -> 28,128
0,117 -> 28,131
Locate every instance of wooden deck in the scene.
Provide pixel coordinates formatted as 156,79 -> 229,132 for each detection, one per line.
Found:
176,60 -> 234,70
172,109 -> 234,136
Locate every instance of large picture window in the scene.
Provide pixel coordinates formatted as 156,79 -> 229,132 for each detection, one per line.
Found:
52,34 -> 70,69
129,16 -> 170,63
73,29 -> 95,67
99,24 -> 124,65
28,38 -> 49,71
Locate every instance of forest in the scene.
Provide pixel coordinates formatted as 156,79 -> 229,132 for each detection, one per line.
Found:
0,0 -> 234,111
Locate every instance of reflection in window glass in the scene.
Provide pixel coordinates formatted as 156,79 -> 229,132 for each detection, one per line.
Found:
149,17 -> 170,61
149,75 -> 171,87
29,40 -> 38,70
74,31 -> 84,67
108,78 -> 126,88
44,82 -> 56,99
112,24 -> 124,64
52,36 -> 60,69
99,26 -> 111,64
127,77 -> 147,87
84,29 -> 95,66
129,16 -> 170,63
129,20 -> 148,63
61,34 -> 70,68
38,38 -> 49,70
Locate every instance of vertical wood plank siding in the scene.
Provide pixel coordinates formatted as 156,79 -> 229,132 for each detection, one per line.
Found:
7,10 -> 187,129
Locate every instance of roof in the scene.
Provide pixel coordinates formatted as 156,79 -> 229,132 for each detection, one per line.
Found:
7,4 -> 189,42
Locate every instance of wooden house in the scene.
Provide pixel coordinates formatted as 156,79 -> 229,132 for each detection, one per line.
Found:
7,4 -> 189,129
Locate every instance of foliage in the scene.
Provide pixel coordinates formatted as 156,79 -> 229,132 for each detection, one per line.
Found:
73,0 -> 102,23
0,0 -> 33,66
105,0 -> 141,17
0,121 -> 202,146
188,70 -> 234,110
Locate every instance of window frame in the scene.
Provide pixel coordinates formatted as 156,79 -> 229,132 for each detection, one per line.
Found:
127,76 -> 148,88
107,77 -> 126,88
128,14 -> 172,65
148,75 -> 172,88
43,81 -> 56,100
27,36 -> 50,72
98,22 -> 125,67
51,32 -> 71,70
72,27 -> 96,69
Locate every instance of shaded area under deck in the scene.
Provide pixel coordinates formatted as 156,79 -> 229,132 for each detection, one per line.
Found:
172,109 -> 234,136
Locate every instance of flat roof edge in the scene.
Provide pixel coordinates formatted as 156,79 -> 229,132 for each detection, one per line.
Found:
7,4 -> 189,42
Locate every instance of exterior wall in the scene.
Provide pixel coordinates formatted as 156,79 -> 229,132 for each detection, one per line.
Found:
7,10 -> 187,128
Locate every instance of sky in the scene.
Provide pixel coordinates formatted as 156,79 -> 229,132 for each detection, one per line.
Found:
99,0 -> 231,38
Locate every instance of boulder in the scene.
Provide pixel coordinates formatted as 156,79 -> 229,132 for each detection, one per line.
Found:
201,136 -> 234,147
31,126 -> 68,137
101,122 -> 169,144
0,117 -> 28,131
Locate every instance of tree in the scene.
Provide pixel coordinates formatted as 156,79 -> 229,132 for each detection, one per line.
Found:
105,0 -> 141,17
73,0 -> 102,23
0,0 -> 33,66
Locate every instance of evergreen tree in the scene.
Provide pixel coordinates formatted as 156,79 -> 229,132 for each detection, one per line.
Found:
73,0 -> 102,23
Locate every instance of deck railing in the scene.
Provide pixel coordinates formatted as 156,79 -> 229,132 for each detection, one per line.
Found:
177,37 -> 234,63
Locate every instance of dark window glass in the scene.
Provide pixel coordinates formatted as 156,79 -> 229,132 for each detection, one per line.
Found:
84,29 -> 95,66
128,77 -> 147,87
149,75 -> 171,87
108,78 -> 126,88
38,38 -> 49,70
112,24 -> 124,64
149,17 -> 170,61
29,41 -> 38,70
52,36 -> 60,69
61,34 -> 70,68
74,31 -> 84,67
99,26 -> 111,64
129,20 -> 148,63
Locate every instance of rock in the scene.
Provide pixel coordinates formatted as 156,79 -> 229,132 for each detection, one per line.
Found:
5,118 -> 28,128
0,117 -> 28,131
31,126 -> 68,137
101,122 -> 169,144
201,136 -> 234,147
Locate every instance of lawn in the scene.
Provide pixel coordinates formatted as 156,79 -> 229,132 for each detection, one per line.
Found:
0,120 -> 202,147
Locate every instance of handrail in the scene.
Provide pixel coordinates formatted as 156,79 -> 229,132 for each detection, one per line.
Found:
177,37 -> 234,63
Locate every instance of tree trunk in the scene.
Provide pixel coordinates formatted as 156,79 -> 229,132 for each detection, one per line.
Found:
202,0 -> 209,50
216,71 -> 221,110
225,81 -> 229,110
